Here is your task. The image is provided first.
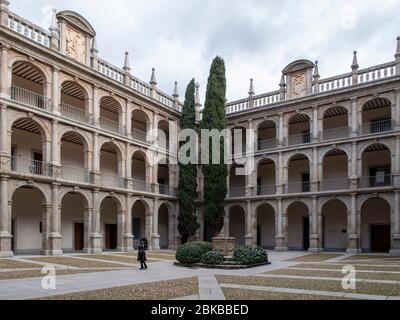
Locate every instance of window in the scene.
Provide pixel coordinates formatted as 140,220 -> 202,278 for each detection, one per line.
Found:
369,167 -> 391,187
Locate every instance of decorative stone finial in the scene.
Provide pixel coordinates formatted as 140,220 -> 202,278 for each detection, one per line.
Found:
248,78 -> 255,97
91,36 -> 98,54
195,82 -> 201,106
173,82 -> 179,98
123,51 -> 131,72
0,1 -> 10,8
49,8 -> 58,33
150,68 -> 157,86
279,73 -> 286,87
351,51 -> 359,71
313,60 -> 320,78
396,36 -> 400,59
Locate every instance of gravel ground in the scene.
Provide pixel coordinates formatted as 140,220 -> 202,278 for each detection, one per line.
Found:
35,277 -> 198,300
146,254 -> 176,260
288,263 -> 400,272
27,257 -> 126,269
216,275 -> 400,297
334,260 -> 400,266
0,259 -> 43,269
222,288 -> 356,300
342,255 -> 399,261
76,255 -> 138,265
0,269 -> 118,281
265,269 -> 400,281
285,254 -> 344,262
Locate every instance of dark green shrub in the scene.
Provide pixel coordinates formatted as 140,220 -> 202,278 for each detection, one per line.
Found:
201,251 -> 224,265
233,246 -> 268,265
176,242 -> 213,264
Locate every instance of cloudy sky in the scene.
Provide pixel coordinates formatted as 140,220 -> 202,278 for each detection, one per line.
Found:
9,0 -> 400,102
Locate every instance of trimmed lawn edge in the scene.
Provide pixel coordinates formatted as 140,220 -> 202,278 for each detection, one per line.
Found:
174,261 -> 271,270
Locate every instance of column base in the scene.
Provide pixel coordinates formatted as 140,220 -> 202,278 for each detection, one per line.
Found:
346,248 -> 362,254
245,234 -> 254,246
309,234 -> 321,252
389,249 -> 400,256
275,234 -> 287,251
90,233 -> 102,253
0,232 -> 12,257
41,249 -> 63,256
347,234 -> 359,253
274,247 -> 289,252
85,248 -> 103,254
151,234 -> 160,250
46,233 -> 62,256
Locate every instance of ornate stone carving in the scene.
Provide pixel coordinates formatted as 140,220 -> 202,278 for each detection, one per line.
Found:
290,71 -> 307,98
66,27 -> 86,63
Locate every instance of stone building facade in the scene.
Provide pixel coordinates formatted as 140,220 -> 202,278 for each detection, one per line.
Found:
0,1 -> 182,257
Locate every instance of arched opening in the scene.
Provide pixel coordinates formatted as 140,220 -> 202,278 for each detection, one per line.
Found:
287,202 -> 310,251
361,98 -> 392,135
132,151 -> 149,192
100,143 -> 123,188
132,201 -> 147,249
158,159 -> 171,195
288,114 -> 311,146
158,203 -> 170,249
257,120 -> 277,151
11,61 -> 47,109
287,154 -> 310,194
11,186 -> 46,254
229,164 -> 246,197
361,144 -> 392,188
321,149 -> 349,191
61,192 -> 86,252
322,200 -> 348,252
60,81 -> 89,123
229,205 -> 246,245
100,96 -> 122,134
257,159 -> 276,195
131,109 -> 150,143
322,106 -> 349,140
158,120 -> 170,150
100,197 -> 119,251
60,132 -> 88,183
231,126 -> 247,155
256,204 -> 275,249
10,118 -> 49,176
361,198 -> 391,253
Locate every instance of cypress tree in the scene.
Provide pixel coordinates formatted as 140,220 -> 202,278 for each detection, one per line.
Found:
201,57 -> 228,238
177,79 -> 199,243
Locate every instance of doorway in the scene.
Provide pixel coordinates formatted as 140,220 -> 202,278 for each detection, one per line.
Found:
303,217 -> 310,251
371,225 -> 390,253
74,223 -> 84,251
105,224 -> 117,250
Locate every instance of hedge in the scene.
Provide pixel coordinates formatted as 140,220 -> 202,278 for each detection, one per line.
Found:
175,242 -> 213,264
201,251 -> 224,265
233,246 -> 269,265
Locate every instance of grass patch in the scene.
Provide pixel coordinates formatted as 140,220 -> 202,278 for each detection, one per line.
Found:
216,275 -> 400,297
288,263 -> 400,272
285,254 -> 343,263
27,257 -> 126,269
0,259 -> 43,269
0,269 -> 118,281
265,268 -> 400,281
36,277 -> 198,300
222,288 -> 356,300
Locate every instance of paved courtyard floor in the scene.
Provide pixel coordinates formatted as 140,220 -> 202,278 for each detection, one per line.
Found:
0,250 -> 399,300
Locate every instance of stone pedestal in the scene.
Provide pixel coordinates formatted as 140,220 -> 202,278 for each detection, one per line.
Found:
346,234 -> 361,254
120,234 -> 134,252
212,237 -> 236,258
0,231 -> 13,257
308,234 -> 321,253
274,235 -> 288,252
45,233 -> 63,256
89,233 -> 103,254
245,234 -> 254,246
151,234 -> 160,250
390,234 -> 400,256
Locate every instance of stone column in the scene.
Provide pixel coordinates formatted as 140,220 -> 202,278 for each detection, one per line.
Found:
91,133 -> 100,185
123,194 -> 134,252
390,191 -> 400,256
125,101 -> 132,138
0,43 -> 10,98
145,211 -> 153,247
245,201 -> 254,245
309,196 -> 321,252
311,147 -> 319,192
52,66 -> 60,114
395,90 -> 400,129
312,106 -> 319,141
92,85 -> 99,127
350,98 -> 358,136
151,198 -> 160,250
347,193 -> 360,253
0,104 -> 9,170
0,175 -> 12,257
350,142 -> 358,190
276,152 -> 284,194
394,136 -> 400,188
90,189 -> 102,253
278,113 -> 284,146
51,120 -> 61,178
48,183 -> 62,256
0,1 -> 10,27
83,207 -> 92,253
275,198 -> 287,251
116,209 -> 126,252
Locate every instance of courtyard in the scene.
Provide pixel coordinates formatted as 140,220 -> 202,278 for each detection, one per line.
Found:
0,251 -> 399,300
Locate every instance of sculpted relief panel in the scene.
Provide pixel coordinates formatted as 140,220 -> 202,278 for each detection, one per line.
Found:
290,71 -> 307,98
66,27 -> 86,64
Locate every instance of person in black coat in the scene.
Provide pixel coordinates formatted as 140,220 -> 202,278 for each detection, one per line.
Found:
137,242 -> 148,270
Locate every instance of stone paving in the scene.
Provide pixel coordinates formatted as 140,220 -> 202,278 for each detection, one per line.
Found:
0,251 -> 399,300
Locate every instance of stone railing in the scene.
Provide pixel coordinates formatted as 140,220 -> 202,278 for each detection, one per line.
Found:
97,59 -> 124,83
357,62 -> 397,84
8,12 -> 50,48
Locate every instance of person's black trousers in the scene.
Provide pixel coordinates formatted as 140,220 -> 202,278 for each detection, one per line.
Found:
140,261 -> 147,269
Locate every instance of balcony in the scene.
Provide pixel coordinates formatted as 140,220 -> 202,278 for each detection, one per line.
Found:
159,184 -> 176,196
100,117 -> 122,135
11,157 -> 52,177
360,119 -> 394,135
256,185 -> 277,196
101,173 -> 124,189
287,132 -> 311,146
11,86 -> 51,110
360,175 -> 393,188
320,178 -> 350,191
132,129 -> 148,144
322,127 -> 350,141
228,187 -> 246,198
257,139 -> 278,151
60,166 -> 90,183
285,182 -> 311,194
61,103 -> 90,124
132,179 -> 151,192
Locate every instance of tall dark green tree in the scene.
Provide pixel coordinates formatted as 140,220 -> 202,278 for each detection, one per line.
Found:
177,79 -> 199,243
201,57 -> 228,238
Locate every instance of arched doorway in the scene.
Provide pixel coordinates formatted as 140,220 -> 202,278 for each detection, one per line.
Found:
287,202 -> 310,251
158,203 -> 170,249
256,204 -> 275,249
132,201 -> 147,248
100,197 -> 119,251
361,198 -> 391,253
11,186 -> 46,254
229,205 -> 246,245
322,200 -> 348,252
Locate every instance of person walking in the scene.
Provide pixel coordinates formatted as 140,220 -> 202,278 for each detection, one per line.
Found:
137,241 -> 148,270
